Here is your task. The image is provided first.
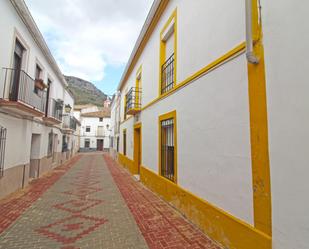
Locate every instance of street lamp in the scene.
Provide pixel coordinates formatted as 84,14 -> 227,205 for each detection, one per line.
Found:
64,104 -> 72,113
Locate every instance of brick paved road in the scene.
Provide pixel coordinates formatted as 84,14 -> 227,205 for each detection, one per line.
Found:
0,153 -> 220,249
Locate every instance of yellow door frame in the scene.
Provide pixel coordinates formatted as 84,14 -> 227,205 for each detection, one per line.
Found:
134,123 -> 142,175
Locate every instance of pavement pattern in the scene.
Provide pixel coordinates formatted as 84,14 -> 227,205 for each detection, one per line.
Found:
0,153 -> 220,249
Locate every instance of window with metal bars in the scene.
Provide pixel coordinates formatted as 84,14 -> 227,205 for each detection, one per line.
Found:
160,118 -> 175,181
85,139 -> 90,148
117,137 -> 119,152
0,126 -> 7,177
123,130 -> 127,156
161,53 -> 175,94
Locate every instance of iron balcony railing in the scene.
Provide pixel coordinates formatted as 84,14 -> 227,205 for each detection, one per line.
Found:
2,68 -> 46,112
161,53 -> 175,94
46,98 -> 63,121
62,114 -> 77,131
125,87 -> 141,114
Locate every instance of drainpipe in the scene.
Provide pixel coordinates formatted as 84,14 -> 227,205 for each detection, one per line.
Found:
245,0 -> 259,64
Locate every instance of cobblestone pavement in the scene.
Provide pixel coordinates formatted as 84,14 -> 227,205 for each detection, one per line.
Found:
0,153 -> 220,249
0,153 -> 147,249
104,155 -> 220,249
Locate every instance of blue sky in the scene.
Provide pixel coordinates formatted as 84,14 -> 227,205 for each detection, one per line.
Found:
93,64 -> 125,95
25,0 -> 153,96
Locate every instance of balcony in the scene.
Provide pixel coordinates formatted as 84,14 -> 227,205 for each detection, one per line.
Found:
125,87 -> 141,115
0,68 -> 46,117
96,127 -> 105,137
62,114 -> 77,133
161,53 -> 174,94
43,98 -> 63,125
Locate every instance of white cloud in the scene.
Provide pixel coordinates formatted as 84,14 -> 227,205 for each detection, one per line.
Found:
25,0 -> 153,81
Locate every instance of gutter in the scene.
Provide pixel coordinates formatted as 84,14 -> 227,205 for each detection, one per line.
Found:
245,0 -> 259,64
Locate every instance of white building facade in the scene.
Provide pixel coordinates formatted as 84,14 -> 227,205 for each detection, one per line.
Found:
75,105 -> 111,152
110,0 -> 309,249
110,93 -> 121,159
0,0 -> 80,199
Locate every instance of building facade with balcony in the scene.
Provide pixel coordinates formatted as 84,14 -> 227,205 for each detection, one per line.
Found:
109,93 -> 121,160
111,0 -> 309,249
0,0 -> 80,198
76,105 -> 111,152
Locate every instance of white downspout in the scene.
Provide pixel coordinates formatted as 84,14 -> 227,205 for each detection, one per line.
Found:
246,0 -> 259,64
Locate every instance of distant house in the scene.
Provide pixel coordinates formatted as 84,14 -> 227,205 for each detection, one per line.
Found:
75,104 -> 111,152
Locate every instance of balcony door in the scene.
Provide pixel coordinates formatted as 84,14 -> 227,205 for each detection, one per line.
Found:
10,40 -> 24,101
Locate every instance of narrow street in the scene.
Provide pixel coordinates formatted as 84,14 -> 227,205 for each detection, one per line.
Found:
0,154 -> 219,249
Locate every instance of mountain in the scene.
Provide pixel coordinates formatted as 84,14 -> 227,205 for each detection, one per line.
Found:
64,75 -> 108,106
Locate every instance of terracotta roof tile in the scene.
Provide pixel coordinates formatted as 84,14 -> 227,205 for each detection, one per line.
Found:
81,108 -> 111,118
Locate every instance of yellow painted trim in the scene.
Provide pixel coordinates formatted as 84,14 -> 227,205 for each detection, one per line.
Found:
120,43 -> 245,127
144,42 -> 246,111
118,153 -> 135,174
136,64 -> 142,79
120,116 -> 133,125
135,65 -> 142,108
133,123 -> 142,175
122,129 -> 127,156
119,0 -> 169,91
247,0 -> 272,236
123,95 -> 127,121
159,8 -> 177,96
140,166 -> 271,249
158,110 -> 177,183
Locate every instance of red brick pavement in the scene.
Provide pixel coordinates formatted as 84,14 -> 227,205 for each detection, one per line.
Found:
35,155 -> 108,247
0,155 -> 81,234
104,154 -> 221,249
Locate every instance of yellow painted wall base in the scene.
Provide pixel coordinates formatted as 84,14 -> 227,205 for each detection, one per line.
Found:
118,153 -> 137,175
140,166 -> 271,249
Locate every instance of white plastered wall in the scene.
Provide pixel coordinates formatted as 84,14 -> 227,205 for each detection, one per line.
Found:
0,0 -> 68,100
119,117 -> 134,159
80,116 -> 111,149
118,0 -> 253,225
0,0 -> 75,169
142,54 -> 253,225
0,113 -> 32,168
262,0 -> 309,248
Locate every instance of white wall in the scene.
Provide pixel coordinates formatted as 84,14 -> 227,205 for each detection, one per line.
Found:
80,116 -> 111,149
119,117 -> 134,158
118,0 -> 253,225
0,0 -> 68,100
0,0 -> 77,172
0,114 -> 32,168
141,54 -> 253,225
262,0 -> 309,248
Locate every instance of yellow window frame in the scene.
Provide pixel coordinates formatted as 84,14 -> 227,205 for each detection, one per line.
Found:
123,94 -> 127,121
158,110 -> 177,183
123,128 -> 127,156
135,65 -> 142,108
159,8 -> 177,96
